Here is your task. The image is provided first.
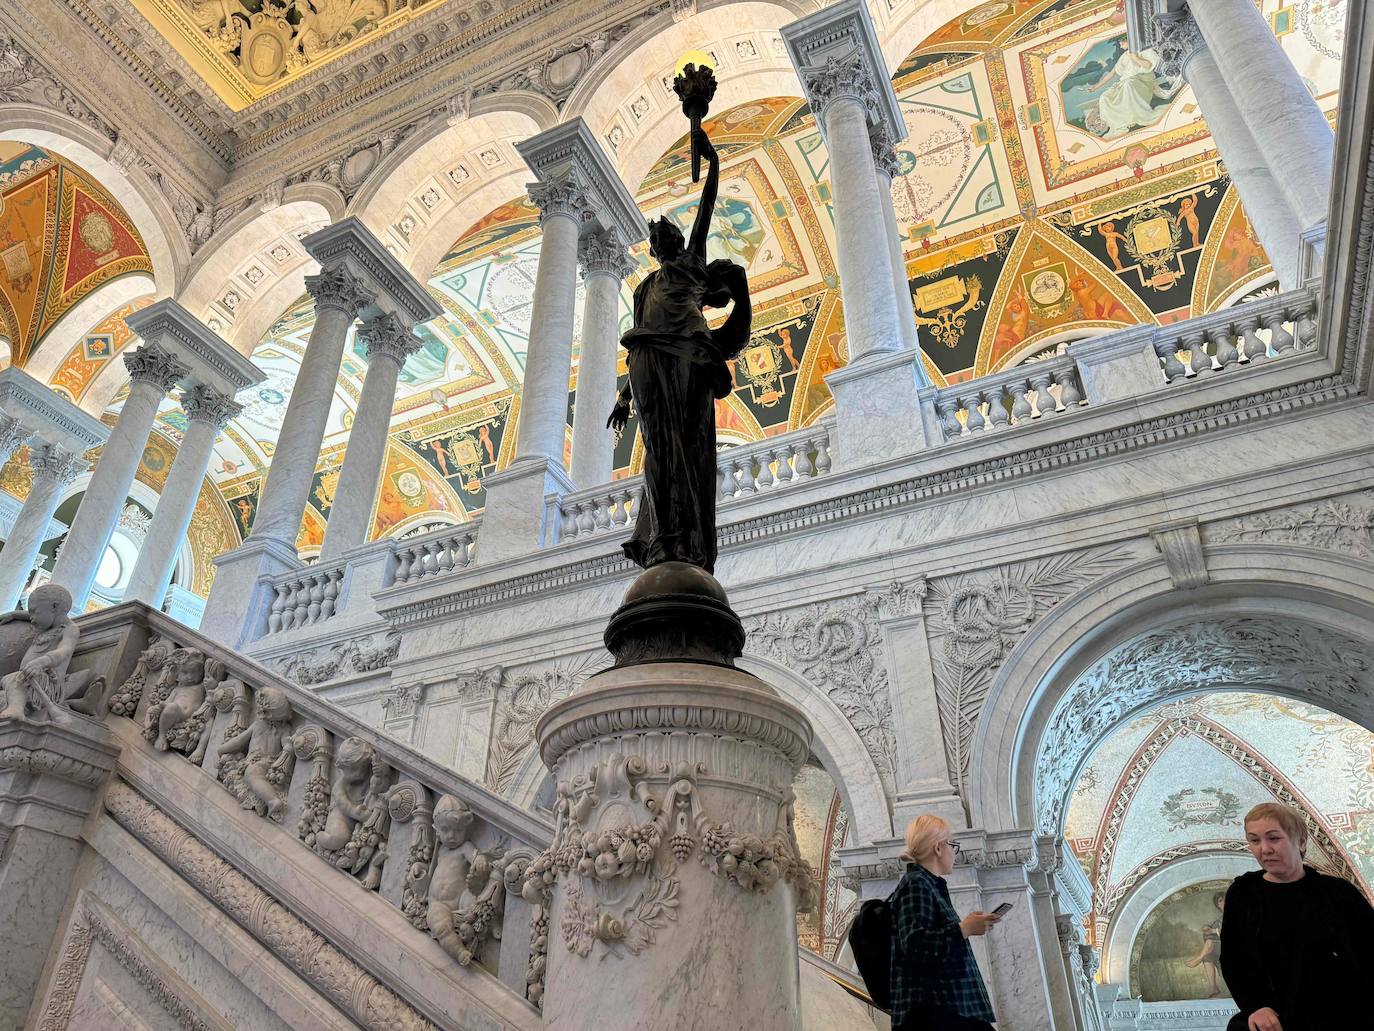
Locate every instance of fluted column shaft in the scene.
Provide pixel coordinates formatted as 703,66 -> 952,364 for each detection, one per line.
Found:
124,386 -> 242,608
570,229 -> 632,488
319,312 -> 420,560
871,125 -> 923,357
807,58 -> 904,362
514,172 -> 587,466
0,444 -> 86,610
50,345 -> 186,610
1183,43 -> 1304,288
250,265 -> 371,547
1185,0 -> 1333,234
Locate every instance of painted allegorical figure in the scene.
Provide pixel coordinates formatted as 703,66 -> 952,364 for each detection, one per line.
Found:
607,127 -> 752,573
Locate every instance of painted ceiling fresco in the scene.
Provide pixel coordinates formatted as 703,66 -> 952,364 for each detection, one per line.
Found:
9,0 -> 1344,585
791,762 -> 856,962
0,143 -> 153,368
1063,690 -> 1374,975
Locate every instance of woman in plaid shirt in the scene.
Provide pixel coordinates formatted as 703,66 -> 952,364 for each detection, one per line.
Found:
888,815 -> 1000,1030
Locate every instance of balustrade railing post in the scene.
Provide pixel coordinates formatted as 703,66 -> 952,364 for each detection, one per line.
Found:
959,394 -> 985,433
1209,326 -> 1240,369
983,385 -> 1010,430
1265,311 -> 1296,356
1238,317 -> 1267,364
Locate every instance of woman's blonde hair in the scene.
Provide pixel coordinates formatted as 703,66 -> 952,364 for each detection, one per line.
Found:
1243,802 -> 1308,852
900,814 -> 950,863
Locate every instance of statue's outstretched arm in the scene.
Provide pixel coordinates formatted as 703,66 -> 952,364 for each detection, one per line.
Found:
688,127 -> 719,260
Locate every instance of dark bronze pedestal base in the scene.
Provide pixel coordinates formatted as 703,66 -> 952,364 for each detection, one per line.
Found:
604,561 -> 745,667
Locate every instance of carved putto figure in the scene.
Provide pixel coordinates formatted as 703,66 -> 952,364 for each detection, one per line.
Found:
217,686 -> 295,820
0,584 -> 105,724
312,735 -> 391,890
425,794 -> 503,965
144,649 -> 218,761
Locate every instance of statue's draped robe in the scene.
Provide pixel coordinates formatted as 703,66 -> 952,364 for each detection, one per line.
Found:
620,251 -> 736,572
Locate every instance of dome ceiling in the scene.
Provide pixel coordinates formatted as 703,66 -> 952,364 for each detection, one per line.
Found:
0,143 -> 153,368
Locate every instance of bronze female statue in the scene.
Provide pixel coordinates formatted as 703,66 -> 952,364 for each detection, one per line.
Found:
607,127 -> 751,574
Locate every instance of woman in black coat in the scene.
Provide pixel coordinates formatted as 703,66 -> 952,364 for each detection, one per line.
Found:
1219,803 -> 1374,1031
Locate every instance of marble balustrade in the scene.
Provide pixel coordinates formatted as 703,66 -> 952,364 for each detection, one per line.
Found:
928,356 -> 1088,443
75,604 -> 552,1014
1151,288 -> 1317,382
392,520 -> 482,584
266,561 -> 350,633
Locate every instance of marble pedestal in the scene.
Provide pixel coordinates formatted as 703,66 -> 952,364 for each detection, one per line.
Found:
525,662 -> 815,1031
477,457 -> 576,563
825,347 -> 929,470
198,536 -> 302,648
0,714 -> 119,1028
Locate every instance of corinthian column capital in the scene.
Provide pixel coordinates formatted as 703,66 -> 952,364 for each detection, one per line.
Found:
357,310 -> 422,366
528,169 -> 592,227
305,263 -> 373,317
800,51 -> 879,122
0,413 -> 32,460
1150,9 -> 1206,80
869,121 -> 902,179
123,344 -> 189,393
578,227 -> 636,281
30,442 -> 87,487
181,384 -> 244,429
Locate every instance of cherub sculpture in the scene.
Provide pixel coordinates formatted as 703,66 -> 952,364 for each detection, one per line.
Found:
0,584 -> 104,724
144,649 -> 217,760
425,794 -> 501,965
316,735 -> 390,890
217,686 -> 295,820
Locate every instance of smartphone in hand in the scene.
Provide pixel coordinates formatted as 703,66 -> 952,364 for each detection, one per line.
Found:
991,902 -> 1014,917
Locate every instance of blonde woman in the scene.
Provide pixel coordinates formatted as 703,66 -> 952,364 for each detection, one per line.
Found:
888,814 -> 1000,1030
1220,803 -> 1374,1031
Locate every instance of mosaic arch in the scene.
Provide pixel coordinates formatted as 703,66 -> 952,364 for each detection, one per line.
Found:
1063,691 -> 1374,996
83,0 -> 1344,598
0,143 -> 154,370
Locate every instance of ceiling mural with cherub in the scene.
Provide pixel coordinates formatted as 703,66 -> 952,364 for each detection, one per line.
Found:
20,0 -> 1347,594
1062,691 -> 1374,988
0,144 -> 153,368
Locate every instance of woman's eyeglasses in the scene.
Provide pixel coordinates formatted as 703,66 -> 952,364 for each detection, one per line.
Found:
942,840 -> 962,855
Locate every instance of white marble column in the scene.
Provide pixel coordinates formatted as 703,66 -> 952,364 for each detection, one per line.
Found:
0,443 -> 86,610
249,264 -> 371,548
1182,0 -> 1334,235
123,385 -> 242,608
319,311 -> 420,560
49,345 -> 187,610
805,54 -> 904,361
514,170 -> 587,466
1150,11 -> 1305,288
870,123 -> 924,358
570,228 -> 633,489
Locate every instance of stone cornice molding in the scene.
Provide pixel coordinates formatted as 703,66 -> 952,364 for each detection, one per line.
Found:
0,365 -> 108,448
781,0 -> 905,139
358,310 -> 424,366
303,217 -> 442,323
577,226 -> 635,281
517,118 -> 649,244
125,299 -> 266,395
380,371 -> 1355,628
0,744 -> 111,787
304,263 -> 373,318
0,27 -> 116,145
180,384 -> 244,429
123,344 -> 190,393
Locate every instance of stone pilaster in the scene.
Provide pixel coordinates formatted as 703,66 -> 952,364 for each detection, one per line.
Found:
571,227 -> 634,489
526,662 -> 816,1031
320,311 -> 422,559
49,345 -> 187,610
123,385 -> 242,609
0,445 -> 87,611
0,716 -> 119,1028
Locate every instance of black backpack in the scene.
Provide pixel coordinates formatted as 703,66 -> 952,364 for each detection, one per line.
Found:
847,893 -> 894,1011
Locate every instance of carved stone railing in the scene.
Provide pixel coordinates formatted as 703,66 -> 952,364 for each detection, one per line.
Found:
925,355 -> 1087,443
1151,287 -> 1317,382
84,603 -> 550,1013
265,560 -> 348,634
554,419 -> 835,543
392,519 -> 482,583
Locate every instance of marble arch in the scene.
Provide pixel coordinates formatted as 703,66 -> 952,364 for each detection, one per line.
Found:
564,1 -> 814,193
0,106 -> 186,296
967,544 -> 1374,834
177,191 -> 342,356
347,106 -> 551,280
21,272 -> 155,384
